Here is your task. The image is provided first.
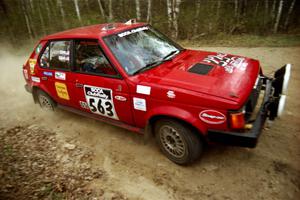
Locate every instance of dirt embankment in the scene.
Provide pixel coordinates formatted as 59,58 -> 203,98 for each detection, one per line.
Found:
0,46 -> 299,200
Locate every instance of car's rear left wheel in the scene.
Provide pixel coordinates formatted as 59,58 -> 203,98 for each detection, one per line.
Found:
155,119 -> 203,165
37,90 -> 56,111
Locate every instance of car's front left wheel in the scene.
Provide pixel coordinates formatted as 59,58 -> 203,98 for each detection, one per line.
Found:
155,119 -> 203,165
36,90 -> 56,111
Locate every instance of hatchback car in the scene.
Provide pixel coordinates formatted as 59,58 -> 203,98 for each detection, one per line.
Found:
23,20 -> 291,165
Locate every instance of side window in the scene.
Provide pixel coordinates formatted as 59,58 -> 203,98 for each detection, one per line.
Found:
49,41 -> 71,70
39,40 -> 71,70
40,45 -> 49,68
75,40 -> 117,76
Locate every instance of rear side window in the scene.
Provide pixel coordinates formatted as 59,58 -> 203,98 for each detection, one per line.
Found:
40,46 -> 49,68
39,40 -> 71,70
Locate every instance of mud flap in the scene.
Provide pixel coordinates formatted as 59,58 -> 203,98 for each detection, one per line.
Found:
269,64 -> 291,120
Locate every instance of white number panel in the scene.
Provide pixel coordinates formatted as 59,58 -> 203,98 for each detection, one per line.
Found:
84,85 -> 119,120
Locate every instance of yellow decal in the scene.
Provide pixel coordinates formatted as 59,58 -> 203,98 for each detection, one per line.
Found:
29,59 -> 37,74
55,82 -> 70,100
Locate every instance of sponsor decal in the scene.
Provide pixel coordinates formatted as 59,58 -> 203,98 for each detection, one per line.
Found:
55,82 -> 70,100
43,71 -> 53,77
167,90 -> 176,99
118,26 -> 149,37
136,85 -> 151,95
84,85 -> 118,120
114,95 -> 127,101
29,59 -> 37,74
203,53 -> 248,73
79,101 -> 89,109
133,97 -> 146,111
31,76 -> 40,83
23,69 -> 29,80
199,110 -> 226,124
58,50 -> 70,62
55,72 -> 66,80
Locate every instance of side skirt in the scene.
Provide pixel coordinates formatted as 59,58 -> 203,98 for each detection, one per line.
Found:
58,104 -> 144,134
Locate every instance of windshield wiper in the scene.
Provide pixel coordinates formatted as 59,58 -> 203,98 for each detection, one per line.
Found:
132,50 -> 180,75
162,50 -> 179,60
132,60 -> 162,75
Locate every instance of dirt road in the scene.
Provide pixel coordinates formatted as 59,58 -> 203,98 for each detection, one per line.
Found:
0,46 -> 299,200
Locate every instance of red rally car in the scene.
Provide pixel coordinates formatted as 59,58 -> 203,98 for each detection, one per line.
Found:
23,20 -> 291,165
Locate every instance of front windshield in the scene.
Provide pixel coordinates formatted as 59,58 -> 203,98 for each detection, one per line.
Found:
104,26 -> 182,75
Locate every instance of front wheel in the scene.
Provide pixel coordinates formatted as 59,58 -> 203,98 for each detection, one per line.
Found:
36,90 -> 56,111
155,119 -> 203,165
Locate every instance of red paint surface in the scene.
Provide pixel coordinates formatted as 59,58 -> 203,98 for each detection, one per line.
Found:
23,23 -> 261,136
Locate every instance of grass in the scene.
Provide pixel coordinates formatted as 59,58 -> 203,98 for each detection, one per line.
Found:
179,34 -> 300,47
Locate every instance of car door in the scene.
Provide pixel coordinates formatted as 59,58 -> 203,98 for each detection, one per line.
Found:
72,39 -> 134,125
37,40 -> 78,108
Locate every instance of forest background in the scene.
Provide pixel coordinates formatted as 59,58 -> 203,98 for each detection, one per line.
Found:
0,0 -> 299,47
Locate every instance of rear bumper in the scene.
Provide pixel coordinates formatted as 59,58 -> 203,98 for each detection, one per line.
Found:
207,64 -> 291,148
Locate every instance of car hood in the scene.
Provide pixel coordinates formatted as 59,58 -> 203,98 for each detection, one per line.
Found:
139,49 -> 260,105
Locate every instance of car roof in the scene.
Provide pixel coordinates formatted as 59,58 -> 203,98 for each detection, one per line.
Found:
42,22 -> 146,41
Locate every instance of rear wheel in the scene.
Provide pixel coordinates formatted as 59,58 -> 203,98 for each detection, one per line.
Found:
155,119 -> 203,165
37,90 -> 56,111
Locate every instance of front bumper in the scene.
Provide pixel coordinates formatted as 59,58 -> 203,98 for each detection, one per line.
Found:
207,64 -> 291,148
24,84 -> 32,93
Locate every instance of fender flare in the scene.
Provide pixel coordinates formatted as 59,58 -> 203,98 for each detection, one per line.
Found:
145,106 -> 207,138
32,83 -> 56,103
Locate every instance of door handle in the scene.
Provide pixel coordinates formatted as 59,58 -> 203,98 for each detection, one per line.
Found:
75,83 -> 83,88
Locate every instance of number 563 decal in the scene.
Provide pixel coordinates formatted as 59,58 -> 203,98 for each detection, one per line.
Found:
84,85 -> 119,120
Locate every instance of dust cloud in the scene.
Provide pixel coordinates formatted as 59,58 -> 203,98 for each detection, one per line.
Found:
0,45 -> 299,199
0,44 -> 41,128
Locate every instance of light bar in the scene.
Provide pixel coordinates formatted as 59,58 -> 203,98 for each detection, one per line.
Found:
125,19 -> 137,25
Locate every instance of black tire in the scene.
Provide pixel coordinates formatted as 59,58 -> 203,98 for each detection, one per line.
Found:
36,90 -> 56,111
155,119 -> 203,165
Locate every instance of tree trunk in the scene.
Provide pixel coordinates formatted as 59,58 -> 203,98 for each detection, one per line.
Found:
234,0 -> 238,18
254,1 -> 259,17
264,0 -> 269,27
242,0 -> 247,17
147,0 -> 151,22
108,0 -> 113,22
0,0 -> 17,44
45,0 -> 51,22
21,0 -> 33,40
73,0 -> 82,23
57,0 -> 67,29
37,0 -> 46,35
166,0 -> 172,33
193,0 -> 201,36
271,0 -> 277,20
84,0 -> 90,12
135,0 -> 141,21
97,0 -> 106,20
26,0 -> 36,38
284,0 -> 296,30
0,0 -> 8,15
273,0 -> 283,33
216,0 -> 221,19
173,0 -> 181,39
